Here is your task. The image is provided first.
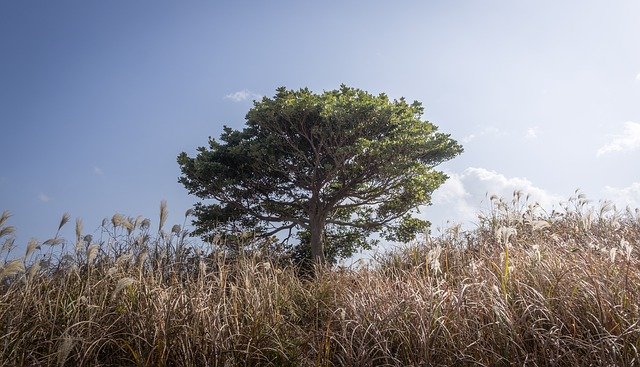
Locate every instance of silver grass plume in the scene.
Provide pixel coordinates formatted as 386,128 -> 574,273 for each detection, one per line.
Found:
112,277 -> 136,300
1,238 -> 14,253
0,211 -> 10,228
43,238 -> 64,246
58,213 -> 70,232
87,244 -> 100,264
25,239 -> 40,258
75,218 -> 83,243
159,200 -> 168,232
111,213 -> 125,228
133,215 -> 144,229
0,225 -> 15,239
27,261 -> 41,281
0,258 -> 25,280
531,220 -> 550,231
171,224 -> 181,235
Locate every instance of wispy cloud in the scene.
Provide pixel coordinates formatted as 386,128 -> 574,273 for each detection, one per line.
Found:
38,193 -> 51,203
597,121 -> 640,156
636,72 -> 640,81
461,126 -> 505,143
525,126 -> 539,139
93,166 -> 104,176
224,89 -> 261,102
461,134 -> 476,144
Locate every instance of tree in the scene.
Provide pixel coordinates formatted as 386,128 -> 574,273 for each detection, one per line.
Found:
178,85 -> 463,265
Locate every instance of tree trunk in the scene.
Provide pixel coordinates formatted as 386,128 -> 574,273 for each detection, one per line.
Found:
309,215 -> 326,265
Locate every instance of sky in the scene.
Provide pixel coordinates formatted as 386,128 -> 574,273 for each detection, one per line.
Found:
1,1 -> 640,255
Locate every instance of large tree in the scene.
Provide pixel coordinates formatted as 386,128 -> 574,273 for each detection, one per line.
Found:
178,86 -> 463,265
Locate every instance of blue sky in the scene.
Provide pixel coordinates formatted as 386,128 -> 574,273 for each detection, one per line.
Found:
1,1 -> 640,252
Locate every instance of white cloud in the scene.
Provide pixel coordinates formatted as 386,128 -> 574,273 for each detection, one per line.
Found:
461,126 -> 505,143
93,166 -> 104,175
525,126 -> 539,139
636,72 -> 640,81
597,121 -> 640,156
425,167 -> 561,228
224,89 -> 261,102
463,167 -> 560,208
38,193 -> 51,202
461,134 -> 476,143
604,182 -> 640,209
431,172 -> 476,223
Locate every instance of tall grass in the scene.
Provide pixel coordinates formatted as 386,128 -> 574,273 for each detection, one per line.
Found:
0,192 -> 639,366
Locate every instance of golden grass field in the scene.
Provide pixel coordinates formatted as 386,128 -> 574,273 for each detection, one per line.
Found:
1,191 -> 639,366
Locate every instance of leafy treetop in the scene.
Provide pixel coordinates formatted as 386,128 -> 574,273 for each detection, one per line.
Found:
178,85 -> 463,265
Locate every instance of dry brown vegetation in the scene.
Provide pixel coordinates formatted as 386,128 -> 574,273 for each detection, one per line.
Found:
1,192 -> 639,366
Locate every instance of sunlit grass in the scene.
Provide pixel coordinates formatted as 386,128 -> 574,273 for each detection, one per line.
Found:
0,191 -> 639,366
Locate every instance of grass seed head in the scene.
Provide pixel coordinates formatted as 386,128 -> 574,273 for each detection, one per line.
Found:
57,213 -> 70,232
86,244 -> 100,264
112,277 -> 136,300
25,239 -> 40,259
159,200 -> 168,232
0,258 -> 25,280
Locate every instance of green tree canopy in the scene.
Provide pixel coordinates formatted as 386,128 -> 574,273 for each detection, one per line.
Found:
178,85 -> 463,265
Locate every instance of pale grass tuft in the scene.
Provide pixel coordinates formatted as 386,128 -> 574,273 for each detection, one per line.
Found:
0,211 -> 10,228
426,245 -> 442,274
86,244 -> 100,264
198,259 -> 207,276
27,261 -> 41,281
0,259 -> 25,280
42,238 -> 64,247
609,247 -> 617,263
495,226 -> 517,244
133,215 -> 144,229
140,218 -> 151,230
1,238 -> 14,253
75,240 -> 84,253
123,217 -> 134,232
0,225 -> 15,239
56,334 -> 75,367
116,252 -> 133,267
75,218 -> 83,243
112,277 -> 136,300
530,220 -> 550,231
57,213 -> 70,232
530,244 -> 542,261
171,224 -> 181,234
106,266 -> 118,277
25,239 -> 40,259
159,200 -> 168,232
621,239 -> 633,261
111,213 -> 125,228
136,249 -> 148,268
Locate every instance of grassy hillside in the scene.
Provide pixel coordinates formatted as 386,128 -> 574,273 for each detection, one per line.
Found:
1,192 -> 639,366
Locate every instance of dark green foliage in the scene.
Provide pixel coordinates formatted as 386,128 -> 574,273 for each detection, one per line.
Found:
178,85 -> 463,264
